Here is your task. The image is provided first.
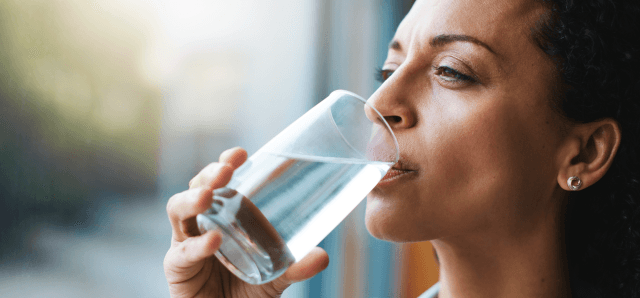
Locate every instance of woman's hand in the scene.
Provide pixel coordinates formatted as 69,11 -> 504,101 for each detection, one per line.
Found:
164,147 -> 330,297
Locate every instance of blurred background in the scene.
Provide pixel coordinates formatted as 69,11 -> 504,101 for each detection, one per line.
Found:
0,0 -> 438,297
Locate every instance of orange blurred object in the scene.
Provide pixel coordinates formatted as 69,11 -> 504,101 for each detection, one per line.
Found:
399,241 -> 440,298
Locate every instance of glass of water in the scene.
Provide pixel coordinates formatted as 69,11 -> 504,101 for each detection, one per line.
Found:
196,90 -> 399,284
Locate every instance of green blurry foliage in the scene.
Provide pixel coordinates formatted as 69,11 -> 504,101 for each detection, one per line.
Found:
0,0 -> 162,245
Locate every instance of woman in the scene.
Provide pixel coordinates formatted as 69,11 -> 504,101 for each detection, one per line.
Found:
163,0 -> 640,297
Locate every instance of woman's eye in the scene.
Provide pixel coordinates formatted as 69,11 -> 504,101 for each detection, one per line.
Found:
375,67 -> 394,83
434,66 -> 476,83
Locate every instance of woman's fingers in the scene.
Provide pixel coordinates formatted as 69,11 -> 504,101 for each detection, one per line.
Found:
164,230 -> 222,284
268,247 -> 330,294
167,187 -> 215,242
168,230 -> 222,271
219,147 -> 248,169
189,162 -> 235,190
169,148 -> 245,242
168,161 -> 234,242
187,147 -> 245,190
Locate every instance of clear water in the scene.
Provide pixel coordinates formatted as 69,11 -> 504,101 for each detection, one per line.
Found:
197,151 -> 392,284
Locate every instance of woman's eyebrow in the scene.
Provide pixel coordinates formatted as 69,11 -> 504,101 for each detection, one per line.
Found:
430,34 -> 497,55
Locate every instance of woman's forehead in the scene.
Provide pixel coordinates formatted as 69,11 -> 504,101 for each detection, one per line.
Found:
395,0 -> 549,57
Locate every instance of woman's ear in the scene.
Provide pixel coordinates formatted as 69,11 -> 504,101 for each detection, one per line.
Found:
556,118 -> 621,191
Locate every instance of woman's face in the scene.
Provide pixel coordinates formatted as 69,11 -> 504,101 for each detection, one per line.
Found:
365,0 -> 569,242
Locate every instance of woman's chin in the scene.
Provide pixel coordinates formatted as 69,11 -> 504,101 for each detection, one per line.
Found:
365,220 -> 396,241
365,219 -> 414,242
365,200 -> 412,242
365,197 -> 440,242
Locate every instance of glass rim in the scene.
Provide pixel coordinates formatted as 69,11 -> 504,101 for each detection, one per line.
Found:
331,89 -> 400,164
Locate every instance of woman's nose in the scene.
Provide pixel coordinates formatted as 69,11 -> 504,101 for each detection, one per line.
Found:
365,82 -> 416,130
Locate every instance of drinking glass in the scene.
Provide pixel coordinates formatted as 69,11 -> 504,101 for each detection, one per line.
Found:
196,90 -> 399,284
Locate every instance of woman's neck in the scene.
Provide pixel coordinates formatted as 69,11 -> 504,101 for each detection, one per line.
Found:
431,208 -> 571,298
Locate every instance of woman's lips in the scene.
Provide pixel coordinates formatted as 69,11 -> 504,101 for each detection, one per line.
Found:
377,162 -> 416,186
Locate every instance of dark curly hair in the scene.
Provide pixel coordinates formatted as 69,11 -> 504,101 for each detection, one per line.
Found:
534,0 -> 640,297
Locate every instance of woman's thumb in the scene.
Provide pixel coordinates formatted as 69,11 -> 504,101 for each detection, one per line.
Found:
268,247 -> 330,294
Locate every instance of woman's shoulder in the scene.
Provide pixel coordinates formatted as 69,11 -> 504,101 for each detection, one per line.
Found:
415,279 -> 606,298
